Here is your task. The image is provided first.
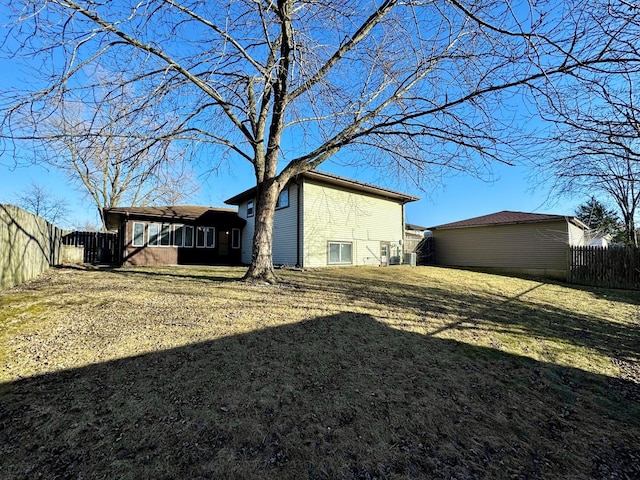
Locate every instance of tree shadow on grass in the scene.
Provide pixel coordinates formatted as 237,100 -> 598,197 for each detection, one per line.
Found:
1,313 -> 638,479
297,271 -> 640,365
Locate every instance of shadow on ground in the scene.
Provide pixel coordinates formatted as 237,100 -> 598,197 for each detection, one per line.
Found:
296,271 -> 640,365
1,313 -> 638,479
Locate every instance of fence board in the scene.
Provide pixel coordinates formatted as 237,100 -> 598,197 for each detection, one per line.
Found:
568,246 -> 640,290
1,204 -> 65,290
62,231 -> 120,264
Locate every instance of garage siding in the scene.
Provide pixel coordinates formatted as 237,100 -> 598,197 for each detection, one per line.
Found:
432,221 -> 573,274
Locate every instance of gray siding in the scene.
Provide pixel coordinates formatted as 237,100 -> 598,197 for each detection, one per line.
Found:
433,220 -> 574,278
272,183 -> 299,265
237,200 -> 255,265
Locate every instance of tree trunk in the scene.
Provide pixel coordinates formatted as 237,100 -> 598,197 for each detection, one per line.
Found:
243,180 -> 281,283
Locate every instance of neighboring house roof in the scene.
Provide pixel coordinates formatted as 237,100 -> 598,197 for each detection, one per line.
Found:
102,205 -> 245,231
405,223 -> 428,231
430,210 -> 588,230
224,170 -> 419,205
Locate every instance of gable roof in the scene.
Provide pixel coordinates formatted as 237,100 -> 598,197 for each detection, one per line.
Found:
224,170 -> 419,205
102,206 -> 245,231
405,223 -> 428,231
430,210 -> 588,230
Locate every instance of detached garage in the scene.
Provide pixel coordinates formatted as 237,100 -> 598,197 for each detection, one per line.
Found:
429,210 -> 589,280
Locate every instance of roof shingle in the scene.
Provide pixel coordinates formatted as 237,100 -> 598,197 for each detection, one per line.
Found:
430,210 -> 584,230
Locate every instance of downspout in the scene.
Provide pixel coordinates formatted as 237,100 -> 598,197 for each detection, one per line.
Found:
401,201 -> 406,264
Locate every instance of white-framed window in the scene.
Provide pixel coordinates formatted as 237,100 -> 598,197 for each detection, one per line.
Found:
328,241 -> 353,265
196,226 -> 206,248
148,223 -> 160,246
184,225 -> 194,247
276,188 -> 289,209
173,225 -> 184,247
231,228 -> 241,249
160,223 -> 171,246
196,226 -> 216,248
206,227 -> 215,248
247,200 -> 254,217
132,222 -> 145,247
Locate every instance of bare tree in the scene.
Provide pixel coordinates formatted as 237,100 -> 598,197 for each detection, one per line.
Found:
14,182 -> 70,226
5,79 -> 199,230
1,1 -> 639,281
535,74 -> 640,246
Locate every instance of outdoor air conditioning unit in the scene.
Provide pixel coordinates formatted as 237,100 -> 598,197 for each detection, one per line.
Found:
403,252 -> 417,266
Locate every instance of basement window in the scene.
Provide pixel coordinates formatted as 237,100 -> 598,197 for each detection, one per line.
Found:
328,242 -> 353,265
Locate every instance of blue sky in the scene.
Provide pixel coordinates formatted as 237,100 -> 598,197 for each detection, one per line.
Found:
0,2 -> 584,230
0,147 -> 577,230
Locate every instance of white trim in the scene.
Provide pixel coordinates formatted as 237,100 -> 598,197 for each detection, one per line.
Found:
276,188 -> 289,209
231,228 -> 241,249
206,227 -> 216,248
148,223 -> 160,246
159,223 -> 171,246
328,241 -> 353,265
184,225 -> 194,248
132,222 -> 145,247
196,226 -> 216,248
172,224 -> 184,247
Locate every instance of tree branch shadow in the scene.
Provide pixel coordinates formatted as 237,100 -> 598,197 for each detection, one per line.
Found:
1,313 -> 638,479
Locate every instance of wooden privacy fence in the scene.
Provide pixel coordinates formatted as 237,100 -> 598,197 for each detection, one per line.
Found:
1,204 -> 65,290
63,231 -> 120,264
568,245 -> 640,290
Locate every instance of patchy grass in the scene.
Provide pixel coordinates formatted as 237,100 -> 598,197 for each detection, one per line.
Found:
1,265 -> 639,479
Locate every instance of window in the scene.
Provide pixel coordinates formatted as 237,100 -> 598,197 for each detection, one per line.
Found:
173,225 -> 184,247
247,200 -> 254,217
231,228 -> 241,249
328,242 -> 353,264
206,227 -> 215,248
132,222 -> 145,247
184,226 -> 194,247
196,226 -> 206,247
148,223 -> 160,246
276,188 -> 289,209
160,224 -> 171,246
196,227 -> 215,248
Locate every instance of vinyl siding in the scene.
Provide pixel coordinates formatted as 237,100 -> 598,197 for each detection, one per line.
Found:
238,200 -> 255,265
301,179 -> 404,268
272,184 -> 299,265
568,222 -> 587,246
432,220 -> 574,277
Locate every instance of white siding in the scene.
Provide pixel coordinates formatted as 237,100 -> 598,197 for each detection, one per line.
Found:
272,183 -> 299,265
301,179 -> 404,268
237,200 -> 255,265
567,222 -> 587,246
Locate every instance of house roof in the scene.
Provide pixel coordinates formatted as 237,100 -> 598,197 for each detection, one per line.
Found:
405,223 -> 428,231
102,205 -> 245,231
429,210 -> 588,230
224,170 -> 419,205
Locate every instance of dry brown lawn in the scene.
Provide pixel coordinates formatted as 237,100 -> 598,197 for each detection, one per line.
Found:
1,265 -> 639,479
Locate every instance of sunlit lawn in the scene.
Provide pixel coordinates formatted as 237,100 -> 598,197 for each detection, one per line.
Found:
1,265 -> 638,479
